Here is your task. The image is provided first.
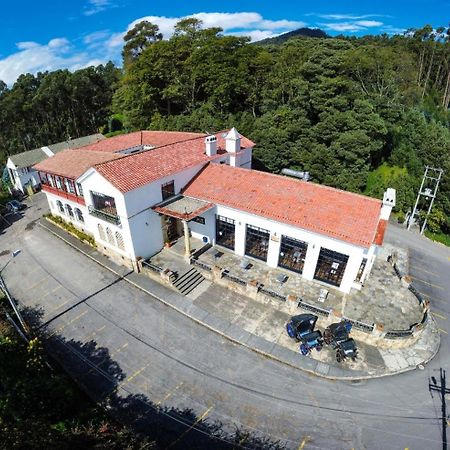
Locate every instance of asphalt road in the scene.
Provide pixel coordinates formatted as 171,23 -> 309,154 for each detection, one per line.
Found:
1,193 -> 449,449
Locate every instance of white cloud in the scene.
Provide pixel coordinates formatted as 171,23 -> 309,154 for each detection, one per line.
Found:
0,11 -> 306,85
0,38 -> 101,85
84,0 -> 117,16
106,11 -> 306,48
354,20 -> 383,27
316,13 -> 385,20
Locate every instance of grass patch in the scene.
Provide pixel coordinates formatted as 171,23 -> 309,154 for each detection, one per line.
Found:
44,213 -> 96,247
424,230 -> 450,247
365,163 -> 407,195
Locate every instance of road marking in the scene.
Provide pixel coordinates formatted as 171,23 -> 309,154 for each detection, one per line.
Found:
416,291 -> 445,304
48,310 -> 88,337
411,276 -> 444,290
432,311 -> 447,320
84,342 -> 129,378
438,328 -> 448,335
24,275 -> 50,292
298,436 -> 311,450
118,363 -> 151,389
156,382 -> 184,406
410,265 -> 440,277
84,325 -> 106,341
166,406 -> 213,449
46,298 -> 71,315
40,284 -> 62,299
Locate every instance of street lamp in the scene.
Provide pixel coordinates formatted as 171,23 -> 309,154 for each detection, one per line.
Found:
0,249 -> 21,274
0,249 -> 28,333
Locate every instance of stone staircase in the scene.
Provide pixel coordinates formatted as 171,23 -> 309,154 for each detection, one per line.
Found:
172,267 -> 205,296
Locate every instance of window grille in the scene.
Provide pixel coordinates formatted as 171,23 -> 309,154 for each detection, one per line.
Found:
106,227 -> 114,245
97,224 -> 106,241
245,224 -> 270,261
278,236 -> 308,274
115,232 -> 125,250
355,258 -> 367,282
314,248 -> 349,287
215,215 -> 235,250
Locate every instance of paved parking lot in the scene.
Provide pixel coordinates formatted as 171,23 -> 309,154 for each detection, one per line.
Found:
1,194 -> 449,449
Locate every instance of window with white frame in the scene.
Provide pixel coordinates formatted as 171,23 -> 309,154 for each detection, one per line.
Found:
65,204 -> 74,218
97,224 -> 106,241
106,227 -> 114,245
76,183 -> 83,196
115,232 -> 125,250
75,208 -> 84,222
56,200 -> 64,213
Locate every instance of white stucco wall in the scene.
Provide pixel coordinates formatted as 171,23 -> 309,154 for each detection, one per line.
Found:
6,159 -> 40,193
186,203 -> 368,293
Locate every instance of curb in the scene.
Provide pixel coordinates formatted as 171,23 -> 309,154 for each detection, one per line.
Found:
37,220 -> 440,381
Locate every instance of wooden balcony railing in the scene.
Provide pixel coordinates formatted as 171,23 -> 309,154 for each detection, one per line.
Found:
42,184 -> 85,205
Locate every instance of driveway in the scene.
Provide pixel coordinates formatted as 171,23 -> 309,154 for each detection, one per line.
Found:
1,195 -> 448,449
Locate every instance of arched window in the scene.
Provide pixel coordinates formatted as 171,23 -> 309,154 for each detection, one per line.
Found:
75,208 -> 84,222
106,227 -> 114,245
56,200 -> 64,213
115,232 -> 125,250
97,224 -> 106,241
65,204 -> 74,218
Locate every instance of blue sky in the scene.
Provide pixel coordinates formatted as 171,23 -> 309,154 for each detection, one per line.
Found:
0,0 -> 446,85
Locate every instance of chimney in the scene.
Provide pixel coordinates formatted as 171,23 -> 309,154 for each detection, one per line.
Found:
380,188 -> 396,220
225,127 -> 241,153
205,135 -> 217,156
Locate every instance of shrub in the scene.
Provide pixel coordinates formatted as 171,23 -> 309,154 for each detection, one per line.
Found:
44,214 -> 96,247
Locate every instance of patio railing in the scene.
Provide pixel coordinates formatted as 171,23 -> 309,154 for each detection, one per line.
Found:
342,316 -> 374,333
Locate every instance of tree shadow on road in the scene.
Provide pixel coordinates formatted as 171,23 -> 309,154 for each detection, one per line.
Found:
22,305 -> 287,450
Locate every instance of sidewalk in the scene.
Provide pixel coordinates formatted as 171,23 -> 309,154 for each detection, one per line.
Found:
38,219 -> 440,380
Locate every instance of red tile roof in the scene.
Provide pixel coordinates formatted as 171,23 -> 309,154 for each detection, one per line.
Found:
184,164 -> 382,248
34,149 -> 122,179
373,219 -> 388,245
95,130 -> 255,192
79,131 -> 206,153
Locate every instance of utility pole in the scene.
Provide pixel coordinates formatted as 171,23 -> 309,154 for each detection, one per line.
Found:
429,368 -> 450,450
408,166 -> 443,234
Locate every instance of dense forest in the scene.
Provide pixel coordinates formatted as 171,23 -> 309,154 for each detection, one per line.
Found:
1,19 -> 450,237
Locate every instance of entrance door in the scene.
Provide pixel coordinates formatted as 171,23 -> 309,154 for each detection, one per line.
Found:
166,217 -> 179,242
314,248 -> 349,287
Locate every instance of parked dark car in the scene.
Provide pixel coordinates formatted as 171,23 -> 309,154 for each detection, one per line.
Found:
323,320 -> 352,348
286,314 -> 318,341
336,338 -> 358,362
6,200 -> 26,213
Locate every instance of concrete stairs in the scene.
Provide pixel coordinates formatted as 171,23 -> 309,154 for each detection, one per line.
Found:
173,267 -> 205,296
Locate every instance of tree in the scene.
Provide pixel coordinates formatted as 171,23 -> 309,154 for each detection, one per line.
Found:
122,21 -> 163,66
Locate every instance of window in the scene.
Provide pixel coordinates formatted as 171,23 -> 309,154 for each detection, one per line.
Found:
161,180 -> 175,201
314,248 -> 349,287
278,236 -> 308,274
106,227 -> 114,245
65,204 -> 74,218
39,172 -> 48,184
48,176 -> 55,187
91,191 -> 117,216
355,258 -> 367,283
75,208 -> 84,223
97,224 -> 106,241
56,200 -> 64,213
66,179 -> 75,194
245,225 -> 270,261
216,215 -> 235,250
115,232 -> 125,250
55,176 -> 62,189
76,183 -> 83,197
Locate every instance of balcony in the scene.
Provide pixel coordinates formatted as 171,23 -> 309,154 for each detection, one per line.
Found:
42,184 -> 85,205
88,205 -> 121,226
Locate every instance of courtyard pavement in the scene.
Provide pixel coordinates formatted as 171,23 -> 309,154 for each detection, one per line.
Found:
39,218 -> 440,380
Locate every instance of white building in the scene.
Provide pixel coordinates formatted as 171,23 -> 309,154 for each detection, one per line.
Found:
6,134 -> 104,194
34,128 -> 394,294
